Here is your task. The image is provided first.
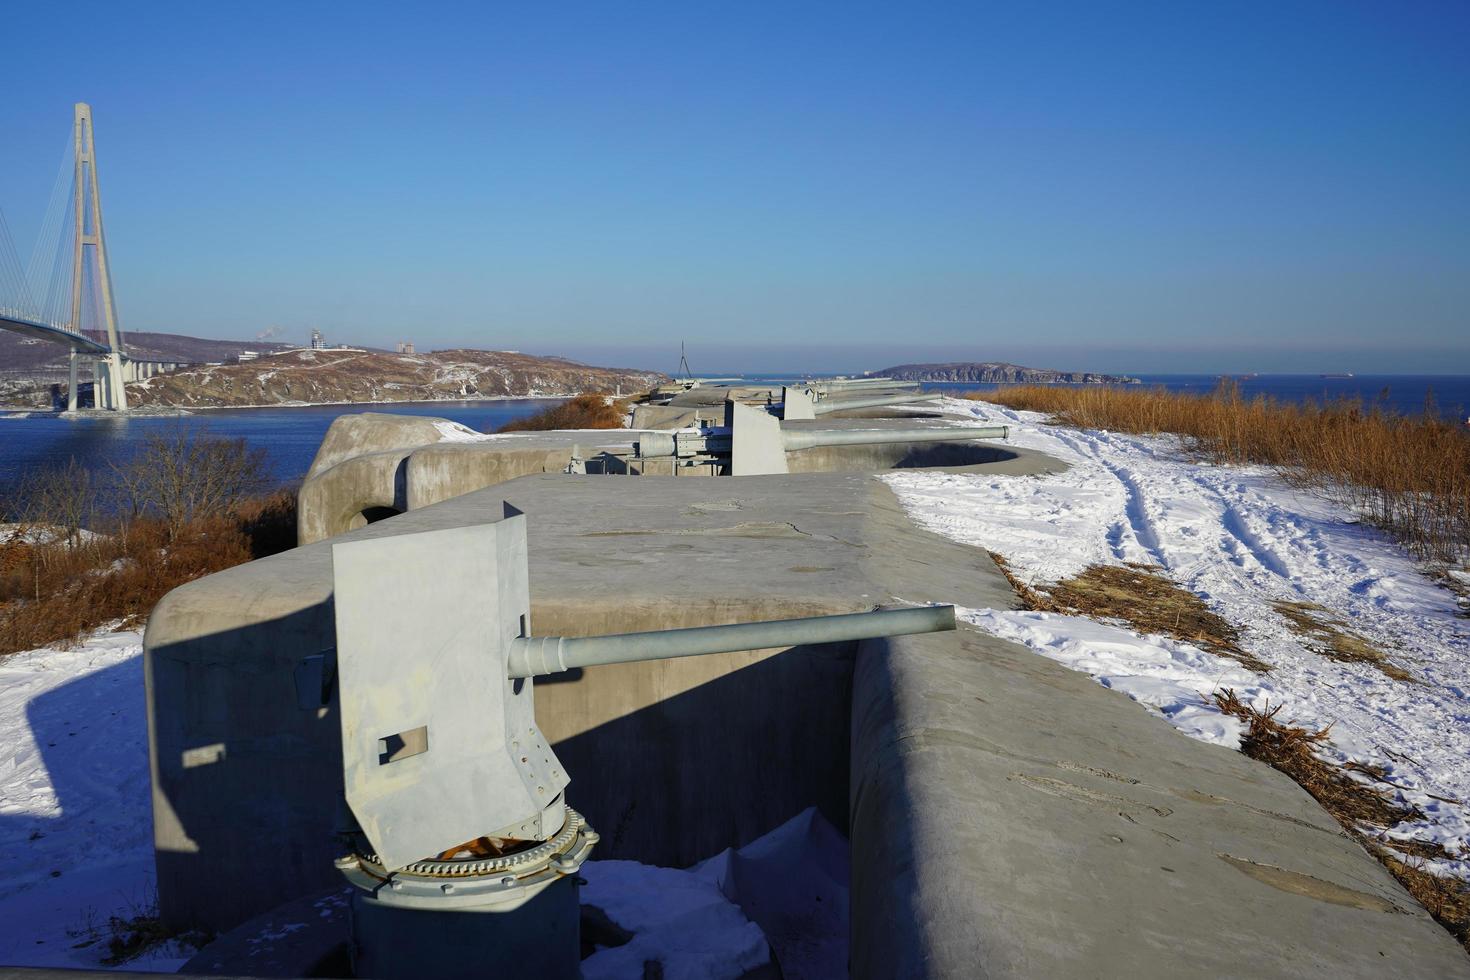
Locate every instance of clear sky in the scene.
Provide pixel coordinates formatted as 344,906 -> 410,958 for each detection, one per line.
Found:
2,1 -> 1466,375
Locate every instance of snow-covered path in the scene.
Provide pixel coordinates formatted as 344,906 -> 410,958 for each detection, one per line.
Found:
886,397 -> 1470,878
0,631 -> 195,971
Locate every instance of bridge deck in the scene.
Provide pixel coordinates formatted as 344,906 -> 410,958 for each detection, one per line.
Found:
0,314 -> 113,355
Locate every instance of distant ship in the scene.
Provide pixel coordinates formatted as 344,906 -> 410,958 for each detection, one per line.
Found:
1320,373 -> 1355,379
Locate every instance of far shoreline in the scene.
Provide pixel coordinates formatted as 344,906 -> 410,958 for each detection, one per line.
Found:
0,391 -> 577,417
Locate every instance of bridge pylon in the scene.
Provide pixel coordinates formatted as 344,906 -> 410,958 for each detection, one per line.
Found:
69,102 -> 128,411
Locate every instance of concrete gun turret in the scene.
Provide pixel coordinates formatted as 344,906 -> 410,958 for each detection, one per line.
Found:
316,504 -> 956,979
809,376 -> 919,390
633,400 -> 1009,475
781,384 -> 934,420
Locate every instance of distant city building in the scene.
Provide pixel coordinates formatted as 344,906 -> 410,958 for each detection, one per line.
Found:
310,329 -> 327,350
235,350 -> 260,363
397,341 -> 415,354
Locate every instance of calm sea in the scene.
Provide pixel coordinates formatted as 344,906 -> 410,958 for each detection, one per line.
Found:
744,373 -> 1470,423
0,400 -> 562,501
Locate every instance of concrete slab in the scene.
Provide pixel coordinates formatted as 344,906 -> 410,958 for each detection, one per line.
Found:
851,625 -> 1470,978
150,472 -> 934,929
143,466 -> 1470,976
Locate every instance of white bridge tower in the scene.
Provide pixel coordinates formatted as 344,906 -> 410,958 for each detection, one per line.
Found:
68,102 -> 128,411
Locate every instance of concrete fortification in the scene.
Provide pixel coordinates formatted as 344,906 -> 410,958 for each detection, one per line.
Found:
142,389 -> 1470,978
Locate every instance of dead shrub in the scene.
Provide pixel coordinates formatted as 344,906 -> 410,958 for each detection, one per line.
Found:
8,458 -> 98,550
495,393 -> 629,432
1214,689 -> 1470,951
235,488 -> 299,557
969,383 -> 1470,562
1272,600 -> 1414,681
991,553 -> 1269,672
110,423 -> 272,540
1214,690 -> 1409,826
0,492 -> 297,657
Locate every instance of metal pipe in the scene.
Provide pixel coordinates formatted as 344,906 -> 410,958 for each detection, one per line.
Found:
809,378 -> 920,391
812,392 -> 938,415
507,604 -> 955,677
780,424 -> 1008,452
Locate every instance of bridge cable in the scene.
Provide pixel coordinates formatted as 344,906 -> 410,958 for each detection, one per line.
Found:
0,207 -> 38,315
28,136 -> 76,328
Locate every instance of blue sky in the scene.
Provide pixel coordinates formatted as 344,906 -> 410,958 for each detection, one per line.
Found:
2,1 -> 1466,375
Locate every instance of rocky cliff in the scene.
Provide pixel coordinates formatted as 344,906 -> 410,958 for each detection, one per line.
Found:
122,348 -> 667,408
874,361 -> 1138,384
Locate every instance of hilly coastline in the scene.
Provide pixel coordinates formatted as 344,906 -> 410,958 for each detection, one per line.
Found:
0,330 -> 668,409
123,348 -> 667,408
875,361 -> 1139,384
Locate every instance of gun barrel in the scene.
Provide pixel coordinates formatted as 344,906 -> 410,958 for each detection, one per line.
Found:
780,425 -> 1008,452
810,378 -> 919,392
812,392 -> 937,415
507,604 -> 956,678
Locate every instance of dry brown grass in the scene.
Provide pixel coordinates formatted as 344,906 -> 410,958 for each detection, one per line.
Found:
968,383 -> 1470,562
1214,690 -> 1409,826
1214,690 -> 1470,951
1272,600 -> 1414,681
989,546 -> 1468,947
990,553 -> 1269,672
495,393 -> 632,432
0,490 -> 297,656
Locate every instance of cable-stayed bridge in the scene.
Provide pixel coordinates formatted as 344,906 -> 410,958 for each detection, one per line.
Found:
1,103 -> 184,411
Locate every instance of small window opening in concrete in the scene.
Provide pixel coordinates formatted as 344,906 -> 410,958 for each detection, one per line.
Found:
349,505 -> 403,530
378,725 -> 428,765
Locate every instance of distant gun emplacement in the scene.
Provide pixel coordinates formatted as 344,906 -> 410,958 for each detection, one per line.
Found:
314,506 -> 956,979
778,382 -> 931,420
627,399 -> 1010,476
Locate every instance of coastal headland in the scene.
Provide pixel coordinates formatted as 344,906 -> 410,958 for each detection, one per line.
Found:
875,360 -> 1139,384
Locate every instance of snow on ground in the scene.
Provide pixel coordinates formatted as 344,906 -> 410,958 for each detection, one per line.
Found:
0,630 -> 194,972
885,397 -> 1470,878
581,862 -> 770,979
1,524 -> 106,547
429,418 -> 638,446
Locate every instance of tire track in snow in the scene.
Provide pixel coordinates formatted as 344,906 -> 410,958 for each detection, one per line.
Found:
1100,460 -> 1166,569
885,398 -> 1470,879
1219,502 -> 1293,580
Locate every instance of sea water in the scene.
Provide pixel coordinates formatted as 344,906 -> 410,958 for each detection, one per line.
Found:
743,373 -> 1470,422
0,399 -> 564,499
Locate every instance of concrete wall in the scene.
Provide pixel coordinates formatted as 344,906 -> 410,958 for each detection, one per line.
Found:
629,403 -> 717,429
297,414 -> 639,544
849,627 -> 1470,978
147,476 -> 886,932
296,410 -> 1049,545
145,440 -> 1470,975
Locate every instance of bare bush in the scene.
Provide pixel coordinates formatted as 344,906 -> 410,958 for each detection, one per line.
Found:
0,493 -> 298,656
9,458 -> 98,551
495,393 -> 630,432
1,429 -> 293,655
111,424 -> 272,539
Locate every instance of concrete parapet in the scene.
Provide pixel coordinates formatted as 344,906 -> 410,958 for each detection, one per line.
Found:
665,384 -> 780,407
147,456 -> 1470,974
850,626 -> 1470,978
297,413 -> 640,544
150,473 -> 919,931
304,412 -> 456,480
297,411 -> 1050,545
629,403 -> 717,429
